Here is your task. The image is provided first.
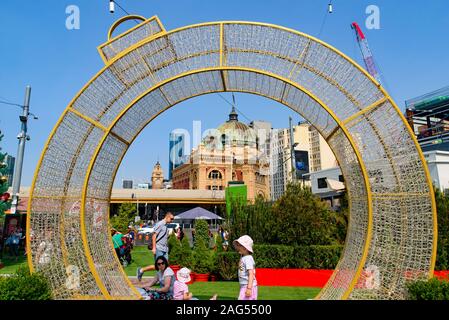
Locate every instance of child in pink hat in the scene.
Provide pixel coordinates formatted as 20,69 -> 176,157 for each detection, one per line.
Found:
173,267 -> 217,300
233,235 -> 257,300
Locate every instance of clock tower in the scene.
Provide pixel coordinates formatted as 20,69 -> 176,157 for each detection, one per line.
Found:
151,161 -> 164,189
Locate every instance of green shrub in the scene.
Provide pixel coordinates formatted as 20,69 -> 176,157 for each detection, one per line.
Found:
0,267 -> 52,300
407,278 -> 449,300
227,183 -> 342,246
192,238 -> 214,274
110,203 -> 136,233
435,187 -> 449,271
216,251 -> 240,281
179,234 -> 193,269
193,219 -> 210,249
253,244 -> 343,269
214,231 -> 224,253
168,233 -> 182,266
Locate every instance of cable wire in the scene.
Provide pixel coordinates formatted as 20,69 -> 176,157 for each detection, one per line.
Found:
217,93 -> 253,123
111,0 -> 140,25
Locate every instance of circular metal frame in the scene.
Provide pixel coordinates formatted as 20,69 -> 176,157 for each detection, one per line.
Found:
27,17 -> 437,300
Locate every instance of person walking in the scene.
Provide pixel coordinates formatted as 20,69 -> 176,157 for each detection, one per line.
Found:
233,235 -> 258,300
137,211 -> 174,281
8,227 -> 22,261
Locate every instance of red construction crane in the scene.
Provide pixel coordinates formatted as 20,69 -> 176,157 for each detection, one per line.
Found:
351,22 -> 382,85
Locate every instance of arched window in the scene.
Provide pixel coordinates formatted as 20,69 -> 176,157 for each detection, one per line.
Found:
208,170 -> 222,180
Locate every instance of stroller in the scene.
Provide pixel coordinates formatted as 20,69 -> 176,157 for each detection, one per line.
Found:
119,235 -> 133,267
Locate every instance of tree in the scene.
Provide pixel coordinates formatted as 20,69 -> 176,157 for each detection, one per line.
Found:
0,131 -> 11,217
271,183 -> 338,246
110,202 -> 137,233
435,187 -> 449,270
192,237 -> 213,274
167,233 -> 182,266
193,219 -> 210,249
179,234 -> 193,269
333,192 -> 349,245
0,131 -> 11,267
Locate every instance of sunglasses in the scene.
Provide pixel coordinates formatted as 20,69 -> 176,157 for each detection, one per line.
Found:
157,262 -> 165,266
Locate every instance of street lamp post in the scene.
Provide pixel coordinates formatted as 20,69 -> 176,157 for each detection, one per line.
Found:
10,86 -> 32,214
289,117 -> 297,183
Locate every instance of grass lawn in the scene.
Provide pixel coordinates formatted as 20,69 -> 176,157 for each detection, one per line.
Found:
0,245 -> 321,300
127,245 -> 320,300
124,245 -> 156,277
188,281 -> 320,300
0,253 -> 28,275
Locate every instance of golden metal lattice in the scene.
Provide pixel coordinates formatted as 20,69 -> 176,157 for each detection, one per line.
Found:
27,16 -> 437,300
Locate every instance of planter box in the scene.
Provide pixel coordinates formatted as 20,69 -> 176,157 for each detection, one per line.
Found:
171,265 -> 181,274
186,272 -> 195,285
194,273 -> 210,282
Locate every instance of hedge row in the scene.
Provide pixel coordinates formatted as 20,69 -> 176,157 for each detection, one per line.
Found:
407,278 -> 449,300
0,267 -> 52,300
216,244 -> 343,281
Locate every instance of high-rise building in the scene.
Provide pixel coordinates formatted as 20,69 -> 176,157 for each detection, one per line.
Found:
122,180 -> 133,189
5,155 -> 15,187
269,122 -> 337,201
169,132 -> 186,180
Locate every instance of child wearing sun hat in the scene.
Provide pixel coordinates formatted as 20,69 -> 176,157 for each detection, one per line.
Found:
233,235 -> 257,300
173,267 -> 218,300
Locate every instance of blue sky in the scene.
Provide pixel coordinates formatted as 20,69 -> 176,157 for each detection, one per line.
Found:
0,0 -> 448,187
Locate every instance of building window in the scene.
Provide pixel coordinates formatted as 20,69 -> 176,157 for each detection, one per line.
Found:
317,178 -> 327,189
208,170 -> 222,180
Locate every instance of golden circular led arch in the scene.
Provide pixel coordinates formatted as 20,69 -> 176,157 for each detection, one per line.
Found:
27,16 -> 437,300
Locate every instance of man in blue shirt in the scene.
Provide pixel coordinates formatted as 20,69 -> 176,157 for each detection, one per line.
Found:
137,211 -> 174,281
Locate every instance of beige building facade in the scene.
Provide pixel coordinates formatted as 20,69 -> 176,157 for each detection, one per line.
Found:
172,107 -> 270,202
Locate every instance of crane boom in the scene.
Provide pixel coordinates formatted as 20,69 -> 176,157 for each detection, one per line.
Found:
351,22 -> 382,85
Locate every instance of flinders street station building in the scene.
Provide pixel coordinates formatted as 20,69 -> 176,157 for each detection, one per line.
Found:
171,107 -> 270,202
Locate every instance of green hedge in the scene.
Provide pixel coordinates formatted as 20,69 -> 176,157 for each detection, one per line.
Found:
0,267 -> 52,300
407,278 -> 449,300
215,245 -> 343,281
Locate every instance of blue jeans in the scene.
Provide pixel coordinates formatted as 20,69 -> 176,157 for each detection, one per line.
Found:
154,249 -> 168,262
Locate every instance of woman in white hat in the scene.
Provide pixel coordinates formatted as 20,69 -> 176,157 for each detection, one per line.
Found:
233,235 -> 258,300
173,267 -> 218,300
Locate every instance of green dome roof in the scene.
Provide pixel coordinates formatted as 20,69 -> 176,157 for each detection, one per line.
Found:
216,107 -> 257,147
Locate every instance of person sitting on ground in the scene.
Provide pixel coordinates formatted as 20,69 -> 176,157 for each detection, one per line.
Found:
140,256 -> 175,300
173,267 -> 217,300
